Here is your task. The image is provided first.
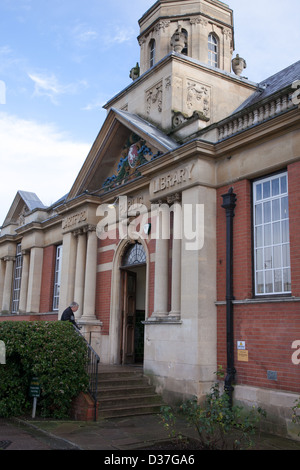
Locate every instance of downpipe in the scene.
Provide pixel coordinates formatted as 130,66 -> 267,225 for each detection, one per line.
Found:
221,188 -> 237,407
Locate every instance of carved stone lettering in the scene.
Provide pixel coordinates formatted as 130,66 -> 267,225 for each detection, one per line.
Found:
62,210 -> 87,230
152,164 -> 194,194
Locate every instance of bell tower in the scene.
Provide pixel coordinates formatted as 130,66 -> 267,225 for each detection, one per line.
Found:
105,0 -> 255,141
138,0 -> 234,75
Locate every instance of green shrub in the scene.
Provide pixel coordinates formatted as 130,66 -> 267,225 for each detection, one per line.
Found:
161,373 -> 266,450
0,321 -> 89,419
292,397 -> 300,435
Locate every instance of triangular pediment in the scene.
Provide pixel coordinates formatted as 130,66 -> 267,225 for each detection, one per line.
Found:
2,191 -> 45,228
67,108 -> 178,200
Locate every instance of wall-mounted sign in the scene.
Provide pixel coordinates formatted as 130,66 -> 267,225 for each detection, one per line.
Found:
237,341 -> 245,350
237,350 -> 249,362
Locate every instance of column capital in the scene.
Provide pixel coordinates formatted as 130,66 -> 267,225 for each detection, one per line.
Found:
3,256 -> 15,263
83,224 -> 96,234
167,192 -> 181,205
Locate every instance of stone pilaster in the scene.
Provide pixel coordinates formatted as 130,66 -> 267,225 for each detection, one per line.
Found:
2,256 -> 14,312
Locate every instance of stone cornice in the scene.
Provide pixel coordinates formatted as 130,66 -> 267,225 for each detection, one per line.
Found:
104,52 -> 256,112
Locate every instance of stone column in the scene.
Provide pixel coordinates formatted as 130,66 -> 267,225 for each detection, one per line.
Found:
0,259 -> 5,313
81,226 -> 97,322
58,231 -> 77,316
26,247 -> 44,313
73,229 -> 86,319
169,200 -> 182,319
153,203 -> 170,317
19,250 -> 30,314
2,256 -> 14,313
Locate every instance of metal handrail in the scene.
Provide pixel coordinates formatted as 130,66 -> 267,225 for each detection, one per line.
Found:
74,327 -> 100,421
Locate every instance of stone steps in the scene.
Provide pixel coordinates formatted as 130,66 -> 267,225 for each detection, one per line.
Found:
97,366 -> 164,419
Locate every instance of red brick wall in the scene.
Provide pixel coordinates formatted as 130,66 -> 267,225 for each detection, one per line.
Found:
217,165 -> 300,393
39,245 -> 56,313
288,161 -> 300,297
0,314 -> 57,323
217,180 -> 252,302
71,392 -> 98,421
96,271 -> 112,335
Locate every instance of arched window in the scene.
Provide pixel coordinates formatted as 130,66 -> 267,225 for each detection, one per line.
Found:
149,39 -> 156,68
208,33 -> 218,67
181,28 -> 188,55
122,243 -> 146,267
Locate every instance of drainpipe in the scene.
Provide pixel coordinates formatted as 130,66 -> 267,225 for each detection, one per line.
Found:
221,187 -> 237,407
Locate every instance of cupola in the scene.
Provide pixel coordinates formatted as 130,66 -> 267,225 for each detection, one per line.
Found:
137,0 -> 235,75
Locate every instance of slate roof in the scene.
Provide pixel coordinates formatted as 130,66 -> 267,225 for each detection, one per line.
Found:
113,108 -> 179,151
17,191 -> 46,211
234,60 -> 300,113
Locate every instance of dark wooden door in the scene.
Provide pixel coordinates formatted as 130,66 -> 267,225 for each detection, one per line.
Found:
121,270 -> 136,364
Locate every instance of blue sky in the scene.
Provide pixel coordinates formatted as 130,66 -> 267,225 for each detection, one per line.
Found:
0,0 -> 299,225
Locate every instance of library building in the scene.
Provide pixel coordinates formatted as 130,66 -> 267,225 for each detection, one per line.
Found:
0,0 -> 299,436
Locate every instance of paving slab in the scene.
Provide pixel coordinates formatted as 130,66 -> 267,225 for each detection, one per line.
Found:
1,414 -> 300,453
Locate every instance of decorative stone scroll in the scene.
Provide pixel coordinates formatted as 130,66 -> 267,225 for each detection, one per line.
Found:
146,81 -> 163,115
186,80 -> 210,119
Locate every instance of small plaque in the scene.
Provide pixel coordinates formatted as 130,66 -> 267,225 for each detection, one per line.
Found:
267,370 -> 277,381
29,377 -> 41,397
237,350 -> 249,362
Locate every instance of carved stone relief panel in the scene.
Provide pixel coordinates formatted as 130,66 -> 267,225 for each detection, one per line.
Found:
146,81 -> 163,116
185,80 -> 211,120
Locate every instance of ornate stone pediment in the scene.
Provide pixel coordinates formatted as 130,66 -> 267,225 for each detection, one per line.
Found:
67,108 -> 177,200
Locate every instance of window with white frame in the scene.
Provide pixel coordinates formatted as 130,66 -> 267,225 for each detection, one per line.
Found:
149,39 -> 155,68
253,172 -> 291,295
12,243 -> 23,313
53,245 -> 63,311
208,33 -> 218,67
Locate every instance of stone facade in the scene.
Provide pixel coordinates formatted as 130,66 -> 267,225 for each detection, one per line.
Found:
0,0 -> 299,438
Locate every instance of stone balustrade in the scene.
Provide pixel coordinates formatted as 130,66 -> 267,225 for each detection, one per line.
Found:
218,91 -> 296,141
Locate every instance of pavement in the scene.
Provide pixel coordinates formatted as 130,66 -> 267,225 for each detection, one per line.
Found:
1,414 -> 300,454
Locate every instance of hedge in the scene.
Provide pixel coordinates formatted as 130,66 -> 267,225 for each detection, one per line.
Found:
0,321 -> 89,419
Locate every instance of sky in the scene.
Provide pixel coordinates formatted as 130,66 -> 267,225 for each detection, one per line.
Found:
0,0 -> 299,225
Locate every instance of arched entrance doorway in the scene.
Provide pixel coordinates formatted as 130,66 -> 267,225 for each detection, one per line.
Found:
120,242 -> 146,365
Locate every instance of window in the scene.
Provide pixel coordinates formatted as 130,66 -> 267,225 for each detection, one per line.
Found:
53,245 -> 63,311
208,33 -> 218,67
149,39 -> 155,68
12,244 -> 23,313
122,243 -> 146,267
253,172 -> 291,295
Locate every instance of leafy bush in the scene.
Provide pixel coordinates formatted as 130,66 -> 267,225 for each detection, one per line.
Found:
292,397 -> 300,436
0,321 -> 89,419
161,372 -> 266,450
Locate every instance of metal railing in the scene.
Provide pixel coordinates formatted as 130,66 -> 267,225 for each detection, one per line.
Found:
74,327 -> 100,421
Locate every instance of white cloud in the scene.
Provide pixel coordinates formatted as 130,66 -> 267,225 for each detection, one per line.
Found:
111,26 -> 135,44
0,112 -> 90,225
71,22 -> 99,46
28,72 -> 87,104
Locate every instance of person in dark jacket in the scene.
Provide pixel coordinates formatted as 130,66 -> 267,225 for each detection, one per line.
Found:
61,302 -> 81,329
